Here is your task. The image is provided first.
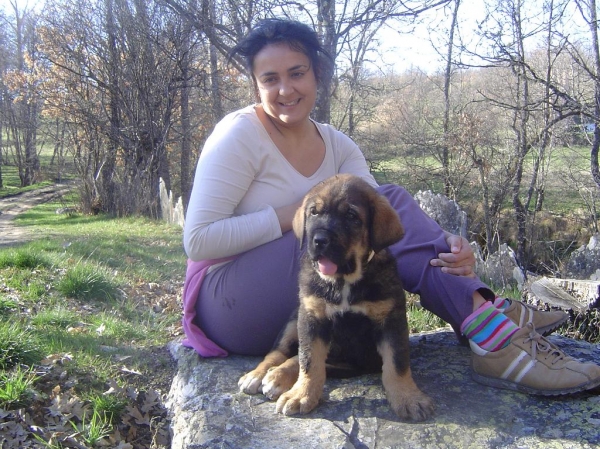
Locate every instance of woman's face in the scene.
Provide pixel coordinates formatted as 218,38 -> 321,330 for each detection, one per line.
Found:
252,43 -> 318,129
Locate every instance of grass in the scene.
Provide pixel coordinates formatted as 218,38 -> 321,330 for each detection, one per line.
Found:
56,263 -> 118,301
0,321 -> 42,369
372,144 -> 598,219
0,192 -> 185,448
0,366 -> 39,409
0,145 -> 76,199
69,409 -> 113,446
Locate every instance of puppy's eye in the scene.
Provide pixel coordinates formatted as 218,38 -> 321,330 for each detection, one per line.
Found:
310,206 -> 318,216
347,209 -> 360,221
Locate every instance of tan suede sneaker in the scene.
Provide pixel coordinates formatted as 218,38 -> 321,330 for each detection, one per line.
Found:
470,323 -> 600,395
502,299 -> 568,336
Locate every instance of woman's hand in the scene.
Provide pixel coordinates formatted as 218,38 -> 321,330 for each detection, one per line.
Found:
275,200 -> 303,233
430,232 -> 476,278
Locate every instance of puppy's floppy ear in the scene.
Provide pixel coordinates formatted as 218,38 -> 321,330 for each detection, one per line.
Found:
292,197 -> 307,246
370,193 -> 404,253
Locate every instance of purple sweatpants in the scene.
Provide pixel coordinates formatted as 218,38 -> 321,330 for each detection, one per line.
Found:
196,184 -> 493,356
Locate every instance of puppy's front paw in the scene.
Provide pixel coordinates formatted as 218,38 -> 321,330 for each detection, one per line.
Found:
262,360 -> 298,400
238,370 -> 266,395
275,385 -> 320,416
389,390 -> 435,421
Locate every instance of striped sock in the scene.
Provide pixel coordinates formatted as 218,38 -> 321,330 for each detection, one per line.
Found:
461,301 -> 519,352
493,297 -> 510,311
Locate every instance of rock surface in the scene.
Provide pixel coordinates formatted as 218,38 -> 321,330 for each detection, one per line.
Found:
565,234 -> 600,280
473,243 -> 526,291
414,190 -> 468,238
166,330 -> 600,449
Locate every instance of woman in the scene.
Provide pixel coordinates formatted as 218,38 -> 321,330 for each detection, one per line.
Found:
182,18 -> 600,395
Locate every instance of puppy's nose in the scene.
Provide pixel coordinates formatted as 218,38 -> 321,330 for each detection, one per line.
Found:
313,230 -> 330,249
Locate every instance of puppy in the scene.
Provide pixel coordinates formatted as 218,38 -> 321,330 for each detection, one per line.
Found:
239,174 -> 434,421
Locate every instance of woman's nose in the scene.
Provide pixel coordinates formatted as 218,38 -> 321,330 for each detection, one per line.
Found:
279,78 -> 294,95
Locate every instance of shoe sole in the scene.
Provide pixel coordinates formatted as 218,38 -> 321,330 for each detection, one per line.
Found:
471,371 -> 600,396
535,314 -> 569,336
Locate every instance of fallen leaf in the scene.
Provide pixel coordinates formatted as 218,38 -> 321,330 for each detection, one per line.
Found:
96,323 -> 106,335
125,405 -> 151,426
120,366 -> 142,375
40,353 -> 73,365
140,390 -> 160,413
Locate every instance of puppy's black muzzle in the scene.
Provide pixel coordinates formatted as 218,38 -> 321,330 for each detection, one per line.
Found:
312,229 -> 331,252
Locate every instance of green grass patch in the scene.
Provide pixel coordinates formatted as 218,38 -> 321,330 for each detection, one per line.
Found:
69,409 -> 113,446
14,203 -> 184,283
0,321 -> 42,369
0,296 -> 18,315
406,296 -> 448,333
0,247 -> 52,269
0,366 -> 39,409
56,263 -> 118,302
0,140 -> 77,198
89,393 -> 127,424
0,194 -> 185,412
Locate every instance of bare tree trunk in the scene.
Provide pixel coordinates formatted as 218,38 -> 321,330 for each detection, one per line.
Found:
586,0 -> 600,188
51,118 -> 66,182
10,4 -> 40,187
506,0 -> 530,266
205,0 -> 223,121
442,0 -> 461,198
103,0 -> 119,214
180,21 -> 193,211
0,94 -> 3,189
314,0 -> 336,124
525,0 -> 555,220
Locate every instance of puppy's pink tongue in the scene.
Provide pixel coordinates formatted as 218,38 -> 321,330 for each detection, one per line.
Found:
318,257 -> 338,275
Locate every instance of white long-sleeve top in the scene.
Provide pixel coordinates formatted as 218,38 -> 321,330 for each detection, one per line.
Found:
183,105 -> 377,261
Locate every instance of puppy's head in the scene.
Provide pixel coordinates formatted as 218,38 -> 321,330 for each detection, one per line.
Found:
293,174 -> 404,279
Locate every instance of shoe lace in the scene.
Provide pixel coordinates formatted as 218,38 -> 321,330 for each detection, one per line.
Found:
525,327 -> 565,365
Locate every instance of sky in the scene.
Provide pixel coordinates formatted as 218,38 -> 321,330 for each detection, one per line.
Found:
0,0 -> 461,72
376,2 -> 487,72
0,0 -> 589,73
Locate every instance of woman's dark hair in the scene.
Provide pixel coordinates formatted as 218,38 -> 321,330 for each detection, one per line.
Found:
229,18 -> 333,87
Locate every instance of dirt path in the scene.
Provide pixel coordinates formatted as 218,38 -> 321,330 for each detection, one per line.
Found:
0,184 -> 73,247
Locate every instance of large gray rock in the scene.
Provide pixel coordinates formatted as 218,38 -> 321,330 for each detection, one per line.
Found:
166,331 -> 600,448
414,190 -> 468,238
474,243 -> 526,291
565,234 -> 600,280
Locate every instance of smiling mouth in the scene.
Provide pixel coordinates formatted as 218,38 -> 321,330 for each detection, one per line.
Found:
280,99 -> 300,106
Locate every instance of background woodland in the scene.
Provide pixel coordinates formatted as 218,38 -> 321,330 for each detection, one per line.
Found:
1,0 -> 600,274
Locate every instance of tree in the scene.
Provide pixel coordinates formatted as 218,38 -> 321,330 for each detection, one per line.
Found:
40,0 -> 190,216
441,0 -> 461,198
3,2 -> 42,187
575,0 -> 600,190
